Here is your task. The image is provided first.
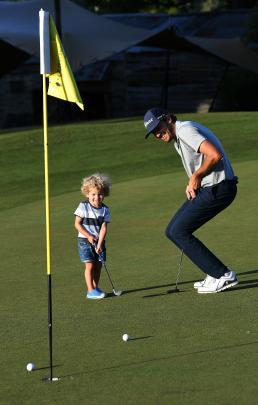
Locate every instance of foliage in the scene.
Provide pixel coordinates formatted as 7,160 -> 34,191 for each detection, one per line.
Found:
74,0 -> 258,13
216,68 -> 258,111
245,9 -> 258,42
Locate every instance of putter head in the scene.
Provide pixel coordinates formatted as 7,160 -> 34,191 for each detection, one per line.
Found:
114,289 -> 123,296
167,287 -> 181,294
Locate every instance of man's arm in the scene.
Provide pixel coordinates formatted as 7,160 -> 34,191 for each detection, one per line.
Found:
186,140 -> 222,200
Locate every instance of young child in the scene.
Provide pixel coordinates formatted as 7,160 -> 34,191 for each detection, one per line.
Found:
74,173 -> 112,299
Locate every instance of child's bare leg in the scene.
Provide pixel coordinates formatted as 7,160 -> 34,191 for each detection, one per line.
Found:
93,261 -> 102,289
84,262 -> 95,292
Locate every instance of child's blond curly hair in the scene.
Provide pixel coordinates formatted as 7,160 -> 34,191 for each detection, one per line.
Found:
81,173 -> 112,198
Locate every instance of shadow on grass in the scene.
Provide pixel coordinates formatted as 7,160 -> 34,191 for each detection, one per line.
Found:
238,269 -> 258,277
33,364 -> 62,372
128,336 -> 153,341
121,269 -> 258,297
142,288 -> 184,298
57,340 -> 258,380
226,278 -> 258,293
121,282 -> 191,296
104,292 -> 118,299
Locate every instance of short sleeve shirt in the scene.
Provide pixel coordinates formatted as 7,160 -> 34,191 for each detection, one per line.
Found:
74,202 -> 110,238
174,120 -> 235,187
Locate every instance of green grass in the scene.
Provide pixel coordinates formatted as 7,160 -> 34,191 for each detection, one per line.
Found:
1,112 -> 258,404
1,111 -> 258,211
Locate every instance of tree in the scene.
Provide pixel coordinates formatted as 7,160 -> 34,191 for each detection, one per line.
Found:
73,0 -> 258,13
245,9 -> 258,43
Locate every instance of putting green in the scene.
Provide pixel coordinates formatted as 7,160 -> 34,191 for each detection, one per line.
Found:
1,113 -> 258,404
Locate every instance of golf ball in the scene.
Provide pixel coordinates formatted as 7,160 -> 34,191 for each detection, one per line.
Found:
26,362 -> 35,372
122,333 -> 129,341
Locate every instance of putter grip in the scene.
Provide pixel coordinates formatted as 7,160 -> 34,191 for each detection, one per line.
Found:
98,251 -> 105,262
93,242 -> 105,262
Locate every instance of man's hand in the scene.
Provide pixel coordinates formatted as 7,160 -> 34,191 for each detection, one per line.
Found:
186,173 -> 201,199
186,185 -> 196,200
185,140 -> 222,200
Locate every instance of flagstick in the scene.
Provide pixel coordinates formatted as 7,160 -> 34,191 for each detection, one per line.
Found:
43,74 -> 53,381
39,8 -> 83,382
47,271 -> 53,381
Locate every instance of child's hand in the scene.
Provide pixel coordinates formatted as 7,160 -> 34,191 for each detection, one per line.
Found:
88,235 -> 96,245
95,244 -> 102,254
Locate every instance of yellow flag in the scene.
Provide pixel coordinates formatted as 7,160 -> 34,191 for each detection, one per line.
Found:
47,15 -> 84,110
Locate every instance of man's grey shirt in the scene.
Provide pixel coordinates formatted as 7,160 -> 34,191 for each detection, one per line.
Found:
174,120 -> 235,187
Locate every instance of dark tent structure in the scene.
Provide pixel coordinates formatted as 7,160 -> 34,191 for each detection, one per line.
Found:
106,11 -> 258,111
137,22 -> 258,108
0,2 -> 258,127
0,0 -> 152,72
0,1 -> 258,75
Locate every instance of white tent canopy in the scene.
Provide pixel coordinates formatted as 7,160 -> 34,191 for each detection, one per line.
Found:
0,0 -> 152,71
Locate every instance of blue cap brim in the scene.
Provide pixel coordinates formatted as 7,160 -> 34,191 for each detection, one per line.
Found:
145,132 -> 152,139
144,123 -> 159,139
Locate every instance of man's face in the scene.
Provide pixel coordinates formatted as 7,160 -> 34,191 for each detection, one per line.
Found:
153,120 -> 174,143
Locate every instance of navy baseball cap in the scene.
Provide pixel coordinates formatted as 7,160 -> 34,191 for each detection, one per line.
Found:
143,107 -> 169,139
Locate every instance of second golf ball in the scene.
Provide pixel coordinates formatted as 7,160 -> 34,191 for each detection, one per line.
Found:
122,333 -> 129,341
26,362 -> 35,372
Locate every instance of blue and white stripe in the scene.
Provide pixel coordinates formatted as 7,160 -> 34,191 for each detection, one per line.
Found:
74,201 -> 110,238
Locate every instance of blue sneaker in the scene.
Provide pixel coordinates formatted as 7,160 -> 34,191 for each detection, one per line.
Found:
96,287 -> 107,297
87,288 -> 105,299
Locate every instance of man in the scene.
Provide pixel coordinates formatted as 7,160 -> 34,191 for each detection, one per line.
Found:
144,107 -> 238,294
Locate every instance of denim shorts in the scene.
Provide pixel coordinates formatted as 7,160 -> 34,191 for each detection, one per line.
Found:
77,238 -> 106,263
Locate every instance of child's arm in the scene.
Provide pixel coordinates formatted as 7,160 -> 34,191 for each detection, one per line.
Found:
95,222 -> 108,254
74,216 -> 96,245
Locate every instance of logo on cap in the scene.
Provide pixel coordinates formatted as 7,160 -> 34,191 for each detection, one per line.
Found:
144,117 -> 154,128
143,107 -> 168,138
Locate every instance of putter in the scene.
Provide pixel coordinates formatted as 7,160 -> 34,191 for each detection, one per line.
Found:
167,249 -> 184,294
101,260 -> 123,296
174,249 -> 184,292
92,243 -> 122,296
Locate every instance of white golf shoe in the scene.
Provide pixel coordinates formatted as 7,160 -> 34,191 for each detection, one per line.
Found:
194,268 -> 235,289
194,276 -> 208,289
197,271 -> 238,294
